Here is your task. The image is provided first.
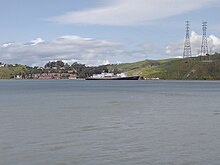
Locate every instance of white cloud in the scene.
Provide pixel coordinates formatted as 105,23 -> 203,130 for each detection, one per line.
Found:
166,31 -> 220,57
0,35 -> 168,66
1,33 -> 219,67
29,38 -> 44,46
0,35 -> 125,66
1,43 -> 12,48
49,0 -> 219,26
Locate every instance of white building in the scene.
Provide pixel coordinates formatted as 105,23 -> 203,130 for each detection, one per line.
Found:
0,63 -> 5,67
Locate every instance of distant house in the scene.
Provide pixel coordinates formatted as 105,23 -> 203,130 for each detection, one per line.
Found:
67,70 -> 74,74
0,62 -> 5,67
38,73 -> 61,80
14,75 -> 22,79
68,74 -> 77,80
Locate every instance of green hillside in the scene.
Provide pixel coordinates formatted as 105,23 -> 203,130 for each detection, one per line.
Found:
107,54 -> 220,80
1,54 -> 220,80
0,65 -> 27,79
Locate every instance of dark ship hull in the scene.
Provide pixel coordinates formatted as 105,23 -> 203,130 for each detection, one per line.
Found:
85,76 -> 140,80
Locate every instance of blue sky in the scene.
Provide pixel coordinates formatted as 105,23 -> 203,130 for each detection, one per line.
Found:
1,0 -> 220,66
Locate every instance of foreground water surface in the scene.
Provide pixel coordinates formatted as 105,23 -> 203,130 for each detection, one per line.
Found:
0,80 -> 220,165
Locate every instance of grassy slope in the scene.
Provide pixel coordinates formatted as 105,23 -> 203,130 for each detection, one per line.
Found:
1,54 -> 220,80
0,66 -> 27,79
108,54 -> 220,80
107,60 -> 161,72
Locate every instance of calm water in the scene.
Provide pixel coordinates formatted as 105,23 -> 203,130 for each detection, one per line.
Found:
0,80 -> 220,165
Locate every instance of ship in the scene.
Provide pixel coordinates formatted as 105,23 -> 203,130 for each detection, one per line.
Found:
85,76 -> 140,80
85,73 -> 140,80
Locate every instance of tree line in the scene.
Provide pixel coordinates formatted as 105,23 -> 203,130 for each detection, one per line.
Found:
26,60 -> 110,78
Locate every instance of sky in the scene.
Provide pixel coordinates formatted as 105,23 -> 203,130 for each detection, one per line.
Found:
0,0 -> 220,66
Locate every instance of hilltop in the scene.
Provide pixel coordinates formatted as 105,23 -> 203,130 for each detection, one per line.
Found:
107,53 -> 220,80
1,53 -> 220,80
0,64 -> 27,79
